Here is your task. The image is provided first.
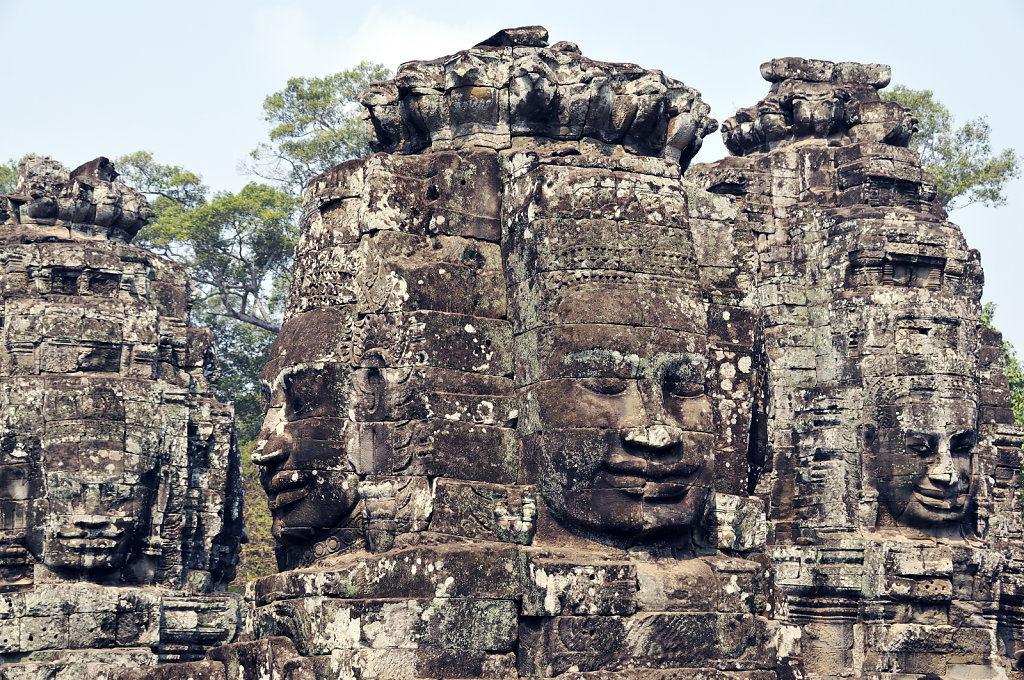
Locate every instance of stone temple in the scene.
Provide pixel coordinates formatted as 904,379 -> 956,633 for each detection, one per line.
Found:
1,24 -> 1023,680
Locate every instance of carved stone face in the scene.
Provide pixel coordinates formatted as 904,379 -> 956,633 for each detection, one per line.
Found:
32,378 -> 160,575
532,330 -> 714,540
40,461 -> 155,573
254,312 -> 360,553
871,395 -> 977,530
256,362 -> 359,549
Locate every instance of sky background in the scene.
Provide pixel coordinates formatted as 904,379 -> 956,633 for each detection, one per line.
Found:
2,0 -> 1022,348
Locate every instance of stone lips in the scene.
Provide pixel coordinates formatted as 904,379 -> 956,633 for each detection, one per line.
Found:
359,25 -> 718,167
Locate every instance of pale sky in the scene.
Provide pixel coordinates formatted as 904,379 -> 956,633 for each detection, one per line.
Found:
2,0 -> 1022,348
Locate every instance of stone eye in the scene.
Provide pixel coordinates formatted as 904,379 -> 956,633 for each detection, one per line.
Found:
951,435 -> 975,456
579,379 -> 628,395
906,439 -> 932,456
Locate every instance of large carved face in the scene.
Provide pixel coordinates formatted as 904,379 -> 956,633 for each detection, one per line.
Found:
530,326 -> 714,541
254,311 -> 360,552
30,377 -> 160,575
871,394 -> 977,530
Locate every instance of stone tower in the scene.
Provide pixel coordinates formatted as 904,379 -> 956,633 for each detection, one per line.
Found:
0,157 -> 244,673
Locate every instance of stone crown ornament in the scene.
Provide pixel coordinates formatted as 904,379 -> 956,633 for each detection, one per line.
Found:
360,26 -> 718,166
721,56 -> 917,156
3,156 -> 154,243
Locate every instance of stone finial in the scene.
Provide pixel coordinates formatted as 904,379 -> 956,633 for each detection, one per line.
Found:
359,27 -> 717,168
475,25 -> 549,47
3,156 -> 153,243
721,58 -> 915,156
759,57 -> 891,87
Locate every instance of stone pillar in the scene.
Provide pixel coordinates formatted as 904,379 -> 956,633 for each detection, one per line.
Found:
694,57 -> 1024,678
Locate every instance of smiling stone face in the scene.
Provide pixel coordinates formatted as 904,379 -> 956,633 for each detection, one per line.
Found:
528,335 -> 714,539
253,308 -> 361,565
16,375 -> 166,578
501,146 -> 720,546
870,392 -> 977,531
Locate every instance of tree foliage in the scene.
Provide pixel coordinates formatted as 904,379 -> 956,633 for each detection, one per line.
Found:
0,159 -> 18,194
881,85 -> 1021,210
118,153 -> 299,335
248,61 -> 391,193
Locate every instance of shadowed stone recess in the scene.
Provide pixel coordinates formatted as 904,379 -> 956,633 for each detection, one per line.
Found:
0,157 -> 244,674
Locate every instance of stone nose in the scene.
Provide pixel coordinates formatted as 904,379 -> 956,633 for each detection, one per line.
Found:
252,409 -> 289,469
927,444 -> 959,486
618,380 -> 671,429
251,441 -> 287,468
622,424 -> 684,451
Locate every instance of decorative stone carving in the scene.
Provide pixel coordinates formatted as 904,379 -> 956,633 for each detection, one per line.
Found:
219,28 -> 775,680
13,32 -> 1018,680
0,158 -> 244,673
695,57 -> 1024,677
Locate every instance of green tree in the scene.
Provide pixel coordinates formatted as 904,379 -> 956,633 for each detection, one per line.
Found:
0,158 -> 18,194
881,85 -> 1020,210
118,154 -> 299,335
981,302 -> 1024,426
116,153 -> 298,444
248,61 -> 391,193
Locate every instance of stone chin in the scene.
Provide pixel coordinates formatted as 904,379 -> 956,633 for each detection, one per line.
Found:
265,469 -> 360,548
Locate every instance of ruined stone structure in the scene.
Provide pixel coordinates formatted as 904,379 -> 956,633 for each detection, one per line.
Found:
211,30 -> 1024,680
0,158 -> 244,675
692,57 -> 1024,678
3,26 -> 1022,680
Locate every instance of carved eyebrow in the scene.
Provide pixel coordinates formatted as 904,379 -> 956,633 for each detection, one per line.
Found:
648,353 -> 707,379
561,349 -> 641,377
950,430 -> 977,443
264,362 -> 328,393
